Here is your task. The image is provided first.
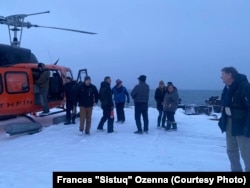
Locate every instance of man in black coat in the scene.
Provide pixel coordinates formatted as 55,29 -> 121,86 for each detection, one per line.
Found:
76,76 -> 98,135
219,66 -> 250,172
63,77 -> 77,125
97,76 -> 114,133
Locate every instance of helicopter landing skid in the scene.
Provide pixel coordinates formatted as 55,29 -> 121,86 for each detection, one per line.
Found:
4,114 -> 42,136
4,122 -> 42,136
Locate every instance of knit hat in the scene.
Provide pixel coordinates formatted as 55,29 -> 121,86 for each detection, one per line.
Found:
84,76 -> 91,81
159,80 -> 165,85
138,75 -> 146,82
116,79 -> 122,85
38,62 -> 45,69
167,81 -> 173,86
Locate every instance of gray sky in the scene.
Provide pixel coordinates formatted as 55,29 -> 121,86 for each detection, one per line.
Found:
1,0 -> 250,90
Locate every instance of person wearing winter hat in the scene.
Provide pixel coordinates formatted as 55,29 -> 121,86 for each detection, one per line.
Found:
112,79 -> 130,123
76,75 -> 99,135
163,83 -> 179,131
130,75 -> 150,134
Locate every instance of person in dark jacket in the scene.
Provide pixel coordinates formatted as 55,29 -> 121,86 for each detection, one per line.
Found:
112,79 -> 130,123
218,66 -> 250,172
63,77 -> 77,125
154,80 -> 167,128
131,75 -> 150,134
34,63 -> 50,116
163,82 -> 179,130
97,76 -> 114,133
76,76 -> 98,135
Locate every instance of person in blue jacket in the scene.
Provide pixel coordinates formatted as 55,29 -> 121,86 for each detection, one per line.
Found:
112,79 -> 130,123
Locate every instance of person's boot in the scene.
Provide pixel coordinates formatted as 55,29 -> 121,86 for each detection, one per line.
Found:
64,119 -> 71,125
157,117 -> 161,127
165,121 -> 171,131
71,113 -> 76,124
172,122 -> 177,130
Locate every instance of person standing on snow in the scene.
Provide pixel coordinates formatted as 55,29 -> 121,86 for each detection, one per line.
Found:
112,79 -> 130,123
97,76 -> 114,133
131,75 -> 150,134
154,80 -> 167,128
76,76 -> 98,135
63,77 -> 78,125
218,66 -> 250,172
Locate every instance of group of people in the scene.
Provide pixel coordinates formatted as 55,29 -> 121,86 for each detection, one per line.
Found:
34,61 -> 250,172
62,74 -> 152,135
63,75 -> 131,134
62,74 -> 179,135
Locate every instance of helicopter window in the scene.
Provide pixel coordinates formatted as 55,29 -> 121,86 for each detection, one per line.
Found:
5,72 -> 29,93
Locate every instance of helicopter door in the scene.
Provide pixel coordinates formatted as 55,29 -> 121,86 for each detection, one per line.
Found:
76,69 -> 88,83
48,70 -> 63,101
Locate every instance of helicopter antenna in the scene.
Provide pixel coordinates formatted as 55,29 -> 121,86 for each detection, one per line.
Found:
54,58 -> 60,65
0,11 -> 96,47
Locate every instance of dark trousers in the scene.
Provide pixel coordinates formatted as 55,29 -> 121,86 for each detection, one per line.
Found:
65,100 -> 76,122
157,110 -> 167,127
115,102 -> 125,122
166,111 -> 175,122
39,87 -> 49,113
165,111 -> 176,129
97,105 -> 114,132
134,102 -> 149,132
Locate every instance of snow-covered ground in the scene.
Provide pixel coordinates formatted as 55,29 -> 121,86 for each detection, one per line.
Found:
0,106 -> 228,188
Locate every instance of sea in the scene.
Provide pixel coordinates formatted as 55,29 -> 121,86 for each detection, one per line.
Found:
128,89 -> 222,108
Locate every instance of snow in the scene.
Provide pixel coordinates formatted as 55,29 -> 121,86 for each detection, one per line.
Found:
0,106 -> 228,188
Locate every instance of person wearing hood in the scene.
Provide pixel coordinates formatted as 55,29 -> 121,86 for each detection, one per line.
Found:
131,75 -> 150,134
219,66 -> 250,172
97,76 -> 114,133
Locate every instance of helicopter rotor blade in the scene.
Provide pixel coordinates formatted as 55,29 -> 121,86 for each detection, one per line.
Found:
31,24 -> 97,34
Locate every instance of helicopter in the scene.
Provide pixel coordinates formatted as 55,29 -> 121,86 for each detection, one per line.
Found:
0,11 -> 96,135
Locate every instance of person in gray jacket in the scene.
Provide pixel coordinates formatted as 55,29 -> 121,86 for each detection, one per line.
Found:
163,82 -> 179,130
130,75 -> 150,134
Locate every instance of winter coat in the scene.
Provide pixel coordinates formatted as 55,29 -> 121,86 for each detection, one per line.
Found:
218,73 -> 250,137
63,80 -> 77,103
154,86 -> 167,111
112,85 -> 130,104
35,69 -> 50,89
99,81 -> 114,108
163,88 -> 179,113
76,82 -> 99,107
130,82 -> 150,103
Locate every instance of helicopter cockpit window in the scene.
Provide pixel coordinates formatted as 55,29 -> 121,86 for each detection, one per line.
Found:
5,72 -> 29,93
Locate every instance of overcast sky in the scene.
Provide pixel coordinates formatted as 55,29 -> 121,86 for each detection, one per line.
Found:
1,0 -> 250,90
